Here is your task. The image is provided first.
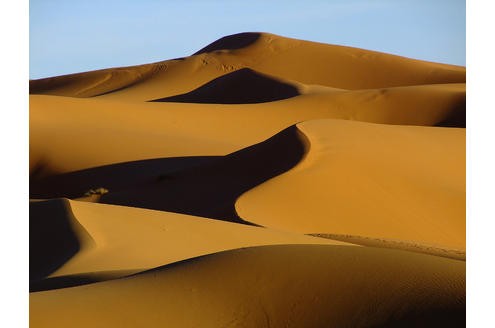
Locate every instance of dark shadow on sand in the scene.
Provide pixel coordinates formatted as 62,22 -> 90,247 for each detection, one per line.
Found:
101,125 -> 308,224
29,199 -> 88,281
193,32 -> 261,55
150,68 -> 300,104
30,157 -> 219,199
435,96 -> 466,128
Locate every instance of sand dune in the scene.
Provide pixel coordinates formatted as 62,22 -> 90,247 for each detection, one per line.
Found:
151,67 -> 301,104
30,81 -> 464,175
237,119 -> 465,251
29,32 -> 465,327
30,245 -> 465,328
30,199 -> 351,291
30,32 -> 465,101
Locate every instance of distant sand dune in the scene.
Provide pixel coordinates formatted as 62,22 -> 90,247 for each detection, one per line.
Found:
193,32 -> 262,55
30,32 -> 465,101
150,68 -> 300,104
29,62 -> 166,97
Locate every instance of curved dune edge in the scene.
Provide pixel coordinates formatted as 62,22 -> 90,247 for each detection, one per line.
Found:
100,125 -> 309,223
29,32 -> 465,100
235,119 -> 465,251
309,233 -> 465,261
192,32 -> 262,55
30,81 -> 464,176
30,244 -> 465,328
29,198 -> 354,291
30,199 -> 95,281
150,67 -> 301,104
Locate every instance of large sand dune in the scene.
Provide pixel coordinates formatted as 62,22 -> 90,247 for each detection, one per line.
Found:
31,245 -> 465,328
30,32 -> 465,327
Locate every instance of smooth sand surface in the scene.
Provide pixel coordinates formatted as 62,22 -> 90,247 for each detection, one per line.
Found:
236,119 -> 465,251
31,32 -> 464,101
30,245 -> 465,328
30,32 -> 465,327
30,198 -> 352,291
30,81 -> 464,175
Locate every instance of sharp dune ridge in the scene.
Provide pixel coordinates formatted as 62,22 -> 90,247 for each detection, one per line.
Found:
100,124 -> 309,224
30,32 -> 465,327
30,199 -> 354,292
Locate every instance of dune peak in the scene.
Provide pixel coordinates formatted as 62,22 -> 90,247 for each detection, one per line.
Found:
193,32 -> 262,55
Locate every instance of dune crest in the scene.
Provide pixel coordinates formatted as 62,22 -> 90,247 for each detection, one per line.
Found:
30,32 -> 465,100
29,200 -> 353,292
236,119 -> 465,250
29,199 -> 95,281
193,32 -> 262,54
100,125 -> 308,223
150,68 -> 300,104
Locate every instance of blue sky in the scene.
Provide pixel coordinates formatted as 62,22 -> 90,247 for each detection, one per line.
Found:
29,0 -> 465,79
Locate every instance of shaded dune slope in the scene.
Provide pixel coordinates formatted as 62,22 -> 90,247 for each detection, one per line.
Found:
150,68 -> 300,104
30,244 -> 465,328
30,199 -> 94,281
101,125 -> 308,223
29,200 -> 352,292
30,156 -> 219,199
193,32 -> 261,55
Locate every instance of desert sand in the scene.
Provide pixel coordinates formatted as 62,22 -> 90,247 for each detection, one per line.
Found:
30,32 -> 465,327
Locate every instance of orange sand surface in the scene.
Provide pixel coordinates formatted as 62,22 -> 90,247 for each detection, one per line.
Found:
30,32 -> 465,327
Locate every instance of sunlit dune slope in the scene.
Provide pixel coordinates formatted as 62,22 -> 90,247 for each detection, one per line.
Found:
30,244 -> 465,328
236,119 -> 465,251
30,79 -> 464,176
30,198 -> 351,291
29,31 -> 466,328
30,32 -> 465,101
68,118 -> 464,254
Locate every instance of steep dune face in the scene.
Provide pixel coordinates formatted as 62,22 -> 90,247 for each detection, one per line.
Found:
100,125 -> 308,223
236,119 -> 465,251
30,245 -> 465,328
30,199 -> 94,281
29,32 -> 465,328
150,68 -> 301,104
30,200 -> 350,292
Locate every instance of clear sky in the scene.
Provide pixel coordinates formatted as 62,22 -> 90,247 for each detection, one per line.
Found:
29,0 -> 465,79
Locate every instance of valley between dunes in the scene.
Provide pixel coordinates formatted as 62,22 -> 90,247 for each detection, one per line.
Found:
30,32 -> 465,327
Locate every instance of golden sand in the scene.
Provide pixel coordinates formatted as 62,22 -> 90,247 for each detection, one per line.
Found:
30,32 -> 465,327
